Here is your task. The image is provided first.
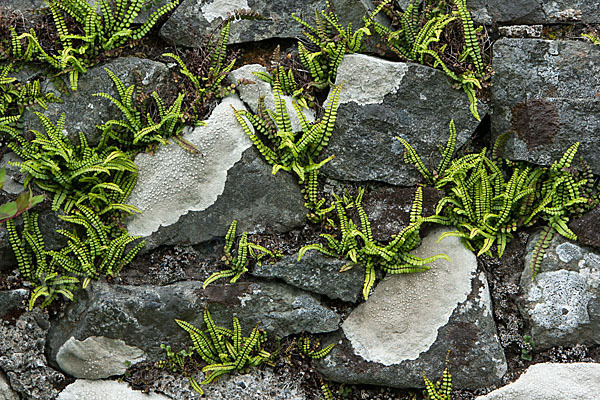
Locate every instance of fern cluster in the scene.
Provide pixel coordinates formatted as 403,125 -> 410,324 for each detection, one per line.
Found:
399,125 -> 597,277
95,68 -> 191,153
300,186 -> 449,299
169,309 -> 271,395
6,208 -> 144,309
423,352 -> 452,400
292,0 -> 390,89
233,75 -> 342,216
6,112 -> 139,216
0,64 -> 61,117
374,0 -> 489,120
297,335 -> 334,359
202,220 -> 276,288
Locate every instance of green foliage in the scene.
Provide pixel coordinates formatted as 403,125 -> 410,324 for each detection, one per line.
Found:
162,21 -> 237,123
293,0 -> 390,88
297,335 -> 334,359
521,334 -> 534,361
300,187 -> 449,299
233,75 -> 343,216
171,309 -> 271,395
423,352 -> 452,400
0,167 -> 44,224
7,208 -> 144,309
202,220 -> 275,288
374,0 -> 488,120
583,33 -> 600,46
6,112 -> 139,216
95,68 -> 190,152
0,64 -> 61,117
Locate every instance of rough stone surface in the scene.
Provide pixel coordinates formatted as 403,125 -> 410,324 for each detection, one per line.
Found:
56,336 -> 146,379
47,280 -> 340,363
146,367 -> 307,400
0,309 -> 66,400
0,290 -> 27,321
476,363 -> 600,400
126,95 -> 305,251
468,0 -> 598,24
22,57 -> 171,146
0,371 -> 18,400
228,64 -> 315,131
1,0 -> 46,12
252,252 -> 364,303
520,232 -> 600,350
58,380 -> 170,400
569,207 -> 600,249
322,54 -> 486,185
160,0 -> 369,46
491,39 -> 600,173
316,228 -> 506,389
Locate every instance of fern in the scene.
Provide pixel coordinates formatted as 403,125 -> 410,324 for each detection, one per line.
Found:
300,187 -> 448,299
297,335 -> 334,359
202,220 -> 276,288
169,309 -> 271,394
423,352 -> 452,400
7,112 -> 139,216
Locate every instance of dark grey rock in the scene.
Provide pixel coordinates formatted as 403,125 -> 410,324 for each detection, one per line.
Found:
160,0 -> 370,46
321,54 -> 486,185
1,0 -> 46,12
47,280 -> 340,363
315,228 -> 507,389
0,289 -> 27,320
569,207 -> 600,249
21,57 -> 171,146
126,96 -> 306,251
491,39 -> 600,173
252,252 -> 364,303
520,232 -> 600,350
0,370 -> 18,400
0,309 -> 66,400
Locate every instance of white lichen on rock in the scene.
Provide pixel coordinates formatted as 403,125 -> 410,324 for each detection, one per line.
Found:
58,380 -> 170,400
126,95 -> 252,237
201,0 -> 250,23
341,227 -> 477,365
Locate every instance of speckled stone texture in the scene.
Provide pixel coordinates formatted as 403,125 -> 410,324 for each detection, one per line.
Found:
321,54 -> 486,185
476,363 -> 600,400
491,39 -> 600,173
521,232 -> 600,350
315,228 -> 507,389
58,380 -> 170,400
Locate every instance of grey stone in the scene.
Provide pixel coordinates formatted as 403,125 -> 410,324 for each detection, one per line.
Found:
476,363 -> 600,400
56,336 -> 146,379
321,54 -> 486,185
252,252 -> 364,303
498,25 -> 543,38
58,380 -> 170,400
228,64 -> 315,131
160,0 -> 370,46
491,39 -> 600,173
520,232 -> 600,350
0,289 -> 27,319
0,309 -> 65,400
568,207 -> 600,249
47,280 -> 340,363
316,228 -> 506,389
0,371 -> 18,400
468,0 -> 597,24
1,0 -> 46,12
126,95 -> 306,251
21,57 -> 171,146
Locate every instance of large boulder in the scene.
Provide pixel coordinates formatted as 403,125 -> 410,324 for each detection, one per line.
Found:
520,232 -> 600,350
476,363 -> 600,400
21,57 -> 171,146
315,228 -> 507,389
321,54 -> 486,185
491,39 -> 600,173
160,0 -> 369,46
47,279 -> 340,363
125,95 -> 306,251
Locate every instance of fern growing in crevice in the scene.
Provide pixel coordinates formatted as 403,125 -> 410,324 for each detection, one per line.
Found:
233,75 -> 343,219
300,186 -> 449,299
202,220 -> 276,288
164,309 -> 271,395
6,112 -> 139,216
297,335 -> 335,359
0,64 -> 61,117
423,352 -> 453,400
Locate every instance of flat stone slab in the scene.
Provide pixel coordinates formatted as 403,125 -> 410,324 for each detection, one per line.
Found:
58,380 -> 170,400
521,232 -> 600,350
315,228 -> 507,389
476,363 -> 600,400
160,0 -> 368,46
126,95 -> 305,251
322,54 -> 486,185
56,336 -> 146,379
491,39 -> 600,173
47,280 -> 340,363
